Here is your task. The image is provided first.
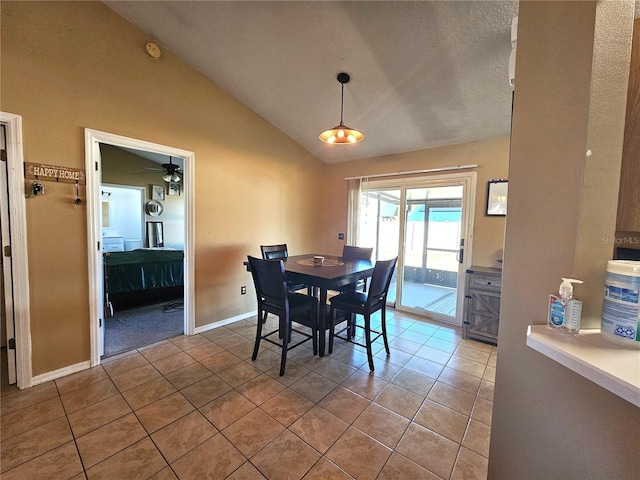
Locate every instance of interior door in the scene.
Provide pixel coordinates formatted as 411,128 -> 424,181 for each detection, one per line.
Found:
94,144 -> 105,357
0,125 -> 16,384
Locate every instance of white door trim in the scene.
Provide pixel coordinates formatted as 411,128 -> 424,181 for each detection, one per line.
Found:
84,129 -> 195,366
0,112 -> 33,389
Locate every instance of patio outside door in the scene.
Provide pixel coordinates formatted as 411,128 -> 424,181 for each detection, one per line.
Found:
401,186 -> 463,322
357,173 -> 474,325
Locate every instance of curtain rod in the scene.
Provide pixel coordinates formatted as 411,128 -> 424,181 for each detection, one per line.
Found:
344,164 -> 478,181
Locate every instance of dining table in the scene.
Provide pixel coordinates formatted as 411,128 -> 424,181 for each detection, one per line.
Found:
281,254 -> 374,356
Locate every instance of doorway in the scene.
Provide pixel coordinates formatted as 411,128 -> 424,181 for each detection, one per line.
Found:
85,129 -> 195,366
99,182 -> 183,358
356,172 -> 476,325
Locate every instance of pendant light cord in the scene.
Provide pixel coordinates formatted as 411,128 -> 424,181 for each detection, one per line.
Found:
339,83 -> 345,127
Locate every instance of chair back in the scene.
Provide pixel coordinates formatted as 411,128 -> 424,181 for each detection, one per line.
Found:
247,256 -> 288,311
366,257 -> 398,306
261,244 -> 289,260
342,245 -> 373,261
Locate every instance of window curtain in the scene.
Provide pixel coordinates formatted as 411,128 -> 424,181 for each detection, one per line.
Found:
346,178 -> 361,245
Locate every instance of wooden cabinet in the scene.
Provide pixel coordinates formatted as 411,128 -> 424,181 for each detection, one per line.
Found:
616,18 -> 640,232
463,266 -> 502,345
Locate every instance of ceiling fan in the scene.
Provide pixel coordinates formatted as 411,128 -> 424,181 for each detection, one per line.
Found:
134,156 -> 182,182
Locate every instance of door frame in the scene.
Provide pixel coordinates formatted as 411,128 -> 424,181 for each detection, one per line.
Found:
359,171 -> 477,325
85,129 -> 195,366
0,112 -> 32,389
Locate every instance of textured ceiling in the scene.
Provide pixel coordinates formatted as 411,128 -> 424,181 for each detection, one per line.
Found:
104,1 -> 519,164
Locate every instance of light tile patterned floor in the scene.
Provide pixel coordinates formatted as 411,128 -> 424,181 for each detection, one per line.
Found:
0,310 -> 496,479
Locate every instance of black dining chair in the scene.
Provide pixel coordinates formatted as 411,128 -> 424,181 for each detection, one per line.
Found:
259,244 -> 310,324
328,257 -> 397,371
260,244 -> 308,291
247,255 -> 319,376
341,245 -> 374,293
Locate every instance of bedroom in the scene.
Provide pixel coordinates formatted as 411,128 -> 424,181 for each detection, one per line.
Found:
100,144 -> 186,357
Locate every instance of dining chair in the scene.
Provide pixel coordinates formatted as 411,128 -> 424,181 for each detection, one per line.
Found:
260,244 -> 308,291
247,255 -> 319,376
341,245 -> 374,292
328,257 -> 397,371
259,244 -> 311,324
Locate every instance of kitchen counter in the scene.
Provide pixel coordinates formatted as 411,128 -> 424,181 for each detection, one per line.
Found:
526,325 -> 640,407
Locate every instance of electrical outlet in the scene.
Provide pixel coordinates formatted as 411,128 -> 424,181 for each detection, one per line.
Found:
241,286 -> 246,295
338,233 -> 345,240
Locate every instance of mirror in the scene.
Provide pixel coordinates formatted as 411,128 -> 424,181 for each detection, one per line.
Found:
101,202 -> 110,227
145,200 -> 163,217
146,221 -> 164,247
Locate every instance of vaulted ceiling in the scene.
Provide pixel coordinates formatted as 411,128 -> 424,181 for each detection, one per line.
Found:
104,1 -> 519,164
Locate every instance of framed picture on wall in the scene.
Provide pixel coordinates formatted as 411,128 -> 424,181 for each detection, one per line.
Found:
486,179 -> 508,216
168,180 -> 181,196
151,184 -> 165,201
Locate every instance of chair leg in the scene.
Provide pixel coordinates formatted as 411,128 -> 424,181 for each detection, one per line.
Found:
328,306 -> 336,354
349,313 -> 356,338
279,314 -> 289,376
364,313 -> 375,371
381,305 -> 390,355
262,310 -> 268,324
252,309 -> 264,361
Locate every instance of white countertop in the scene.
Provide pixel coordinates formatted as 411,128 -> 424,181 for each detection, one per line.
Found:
526,325 -> 640,407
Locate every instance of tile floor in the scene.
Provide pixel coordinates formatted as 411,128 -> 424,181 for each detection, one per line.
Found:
0,310 -> 496,479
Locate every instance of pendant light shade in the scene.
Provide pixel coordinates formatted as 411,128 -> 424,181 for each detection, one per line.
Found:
319,72 -> 364,144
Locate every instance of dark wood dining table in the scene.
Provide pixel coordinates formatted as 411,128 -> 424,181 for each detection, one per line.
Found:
282,254 -> 374,356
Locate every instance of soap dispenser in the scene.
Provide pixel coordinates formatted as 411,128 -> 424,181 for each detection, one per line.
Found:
561,278 -> 583,335
548,278 -> 583,333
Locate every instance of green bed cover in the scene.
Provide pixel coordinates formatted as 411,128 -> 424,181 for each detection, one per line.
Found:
104,249 -> 184,294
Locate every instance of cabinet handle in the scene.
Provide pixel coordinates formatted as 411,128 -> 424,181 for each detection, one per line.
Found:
463,321 -> 470,325
465,295 -> 472,299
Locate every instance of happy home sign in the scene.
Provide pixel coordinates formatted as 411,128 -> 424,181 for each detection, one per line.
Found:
25,163 -> 86,185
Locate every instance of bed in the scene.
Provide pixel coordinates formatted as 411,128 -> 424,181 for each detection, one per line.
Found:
103,248 -> 184,313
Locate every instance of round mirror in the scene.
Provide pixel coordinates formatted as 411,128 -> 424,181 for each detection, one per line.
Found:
145,200 -> 164,217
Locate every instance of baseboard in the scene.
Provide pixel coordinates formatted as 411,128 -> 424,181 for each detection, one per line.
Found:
194,310 -> 257,334
31,360 -> 92,386
29,312 -> 256,387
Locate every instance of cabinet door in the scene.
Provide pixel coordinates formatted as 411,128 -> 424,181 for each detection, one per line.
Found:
465,290 -> 500,340
617,18 -> 640,231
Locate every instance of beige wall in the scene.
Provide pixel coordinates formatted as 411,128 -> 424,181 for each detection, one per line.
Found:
1,2 -> 508,380
324,136 -> 510,267
1,1 -> 325,375
489,2 -> 639,478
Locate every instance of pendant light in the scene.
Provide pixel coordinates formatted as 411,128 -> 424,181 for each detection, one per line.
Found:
319,72 -> 364,144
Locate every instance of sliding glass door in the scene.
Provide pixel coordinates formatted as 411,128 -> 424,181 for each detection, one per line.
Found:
358,189 -> 401,302
402,186 -> 463,319
356,173 -> 474,325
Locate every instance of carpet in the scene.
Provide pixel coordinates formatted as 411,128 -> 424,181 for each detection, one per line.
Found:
103,301 -> 184,358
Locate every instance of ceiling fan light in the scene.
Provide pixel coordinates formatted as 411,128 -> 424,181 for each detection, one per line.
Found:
172,173 -> 181,182
162,173 -> 171,182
